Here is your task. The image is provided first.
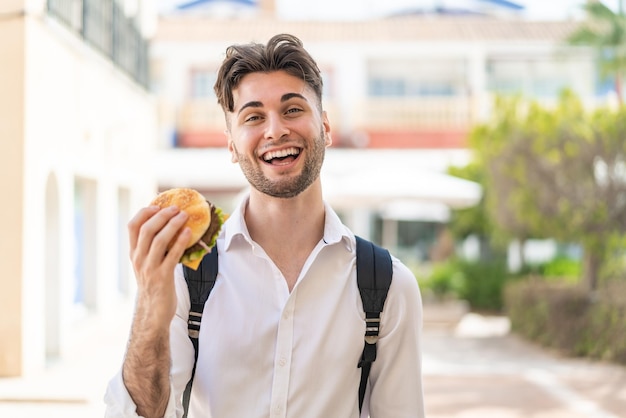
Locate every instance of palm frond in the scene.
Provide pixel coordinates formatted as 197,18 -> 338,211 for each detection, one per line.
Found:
584,1 -> 621,22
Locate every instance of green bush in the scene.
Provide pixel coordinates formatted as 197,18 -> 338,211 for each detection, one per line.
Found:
504,279 -> 626,365
579,281 -> 626,363
518,257 -> 581,283
417,260 -> 465,300
542,257 -> 581,281
417,258 -> 509,312
457,259 -> 508,312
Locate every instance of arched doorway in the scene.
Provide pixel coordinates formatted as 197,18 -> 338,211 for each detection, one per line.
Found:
44,173 -> 61,362
117,187 -> 131,296
73,177 -> 98,311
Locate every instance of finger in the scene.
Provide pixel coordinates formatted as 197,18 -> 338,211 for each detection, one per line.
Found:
163,226 -> 192,270
145,210 -> 189,265
135,206 -> 181,261
128,206 -> 160,251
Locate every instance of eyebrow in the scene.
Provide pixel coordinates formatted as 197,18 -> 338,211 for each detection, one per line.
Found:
237,93 -> 308,115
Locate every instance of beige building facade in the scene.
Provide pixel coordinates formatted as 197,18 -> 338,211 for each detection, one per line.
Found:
151,12 -> 600,262
0,0 -> 157,377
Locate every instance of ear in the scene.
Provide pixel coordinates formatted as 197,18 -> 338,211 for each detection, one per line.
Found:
226,131 -> 239,163
322,111 -> 332,147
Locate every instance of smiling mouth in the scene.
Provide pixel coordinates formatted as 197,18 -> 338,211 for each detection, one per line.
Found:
262,147 -> 301,165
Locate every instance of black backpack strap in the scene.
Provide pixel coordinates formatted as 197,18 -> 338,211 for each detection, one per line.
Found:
181,248 -> 219,418
355,236 -> 393,413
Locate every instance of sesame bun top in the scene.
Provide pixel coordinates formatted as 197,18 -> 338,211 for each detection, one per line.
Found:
150,188 -> 211,250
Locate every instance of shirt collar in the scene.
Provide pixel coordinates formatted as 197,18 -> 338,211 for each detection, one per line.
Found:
321,201 -> 352,248
222,196 -> 252,252
222,195 -> 352,252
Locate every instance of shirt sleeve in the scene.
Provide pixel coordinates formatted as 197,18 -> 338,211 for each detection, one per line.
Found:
103,369 -> 178,418
103,265 -> 195,418
366,257 -> 425,418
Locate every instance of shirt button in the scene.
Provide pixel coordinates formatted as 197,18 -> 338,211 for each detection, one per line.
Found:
279,357 -> 287,367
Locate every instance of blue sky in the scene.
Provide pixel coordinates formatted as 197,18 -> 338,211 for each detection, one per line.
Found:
159,0 -> 624,20
276,0 -> 625,21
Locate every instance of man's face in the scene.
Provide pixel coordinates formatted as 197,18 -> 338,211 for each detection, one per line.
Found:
226,70 -> 331,198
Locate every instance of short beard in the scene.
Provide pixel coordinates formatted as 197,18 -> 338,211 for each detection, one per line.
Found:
235,127 -> 326,199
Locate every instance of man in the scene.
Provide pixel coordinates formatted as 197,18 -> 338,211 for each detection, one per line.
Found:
105,33 -> 424,417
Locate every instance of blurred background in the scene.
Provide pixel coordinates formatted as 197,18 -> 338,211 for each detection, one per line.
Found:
1,0 -> 626,416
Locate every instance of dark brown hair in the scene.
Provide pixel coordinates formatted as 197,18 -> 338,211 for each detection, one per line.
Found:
214,34 -> 323,113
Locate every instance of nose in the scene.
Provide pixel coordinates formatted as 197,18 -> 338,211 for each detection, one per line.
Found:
264,113 -> 289,141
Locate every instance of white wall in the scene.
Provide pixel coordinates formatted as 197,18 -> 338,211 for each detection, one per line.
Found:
15,13 -> 157,375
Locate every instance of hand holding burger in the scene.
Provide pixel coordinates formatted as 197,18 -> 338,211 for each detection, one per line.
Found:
150,188 -> 225,270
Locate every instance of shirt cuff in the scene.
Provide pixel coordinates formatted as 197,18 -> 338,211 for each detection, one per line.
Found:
104,369 -> 178,418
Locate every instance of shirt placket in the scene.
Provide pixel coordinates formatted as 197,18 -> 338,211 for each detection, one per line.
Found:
269,295 -> 296,418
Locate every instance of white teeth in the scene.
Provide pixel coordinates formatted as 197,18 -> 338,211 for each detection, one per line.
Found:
262,147 -> 300,161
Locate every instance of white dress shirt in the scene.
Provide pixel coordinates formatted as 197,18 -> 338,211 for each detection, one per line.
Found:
105,198 -> 424,418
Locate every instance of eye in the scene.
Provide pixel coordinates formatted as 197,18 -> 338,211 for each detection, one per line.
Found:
285,107 -> 303,116
244,114 -> 262,123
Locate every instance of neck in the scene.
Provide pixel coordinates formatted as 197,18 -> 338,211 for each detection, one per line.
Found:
245,182 -> 325,254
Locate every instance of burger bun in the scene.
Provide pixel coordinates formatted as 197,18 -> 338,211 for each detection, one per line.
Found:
150,188 -> 211,250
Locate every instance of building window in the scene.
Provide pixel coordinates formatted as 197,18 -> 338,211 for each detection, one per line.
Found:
369,78 -> 406,96
368,58 -> 467,97
487,57 -> 586,98
190,69 -> 217,99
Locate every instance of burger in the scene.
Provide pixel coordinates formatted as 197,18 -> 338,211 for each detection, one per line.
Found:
150,188 -> 225,270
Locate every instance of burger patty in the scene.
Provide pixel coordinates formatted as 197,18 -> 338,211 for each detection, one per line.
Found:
184,203 -> 222,255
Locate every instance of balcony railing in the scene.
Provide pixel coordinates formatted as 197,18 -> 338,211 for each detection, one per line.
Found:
355,97 -> 475,130
177,100 -> 225,132
46,0 -> 149,89
177,99 -> 341,128
171,97 -> 473,145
